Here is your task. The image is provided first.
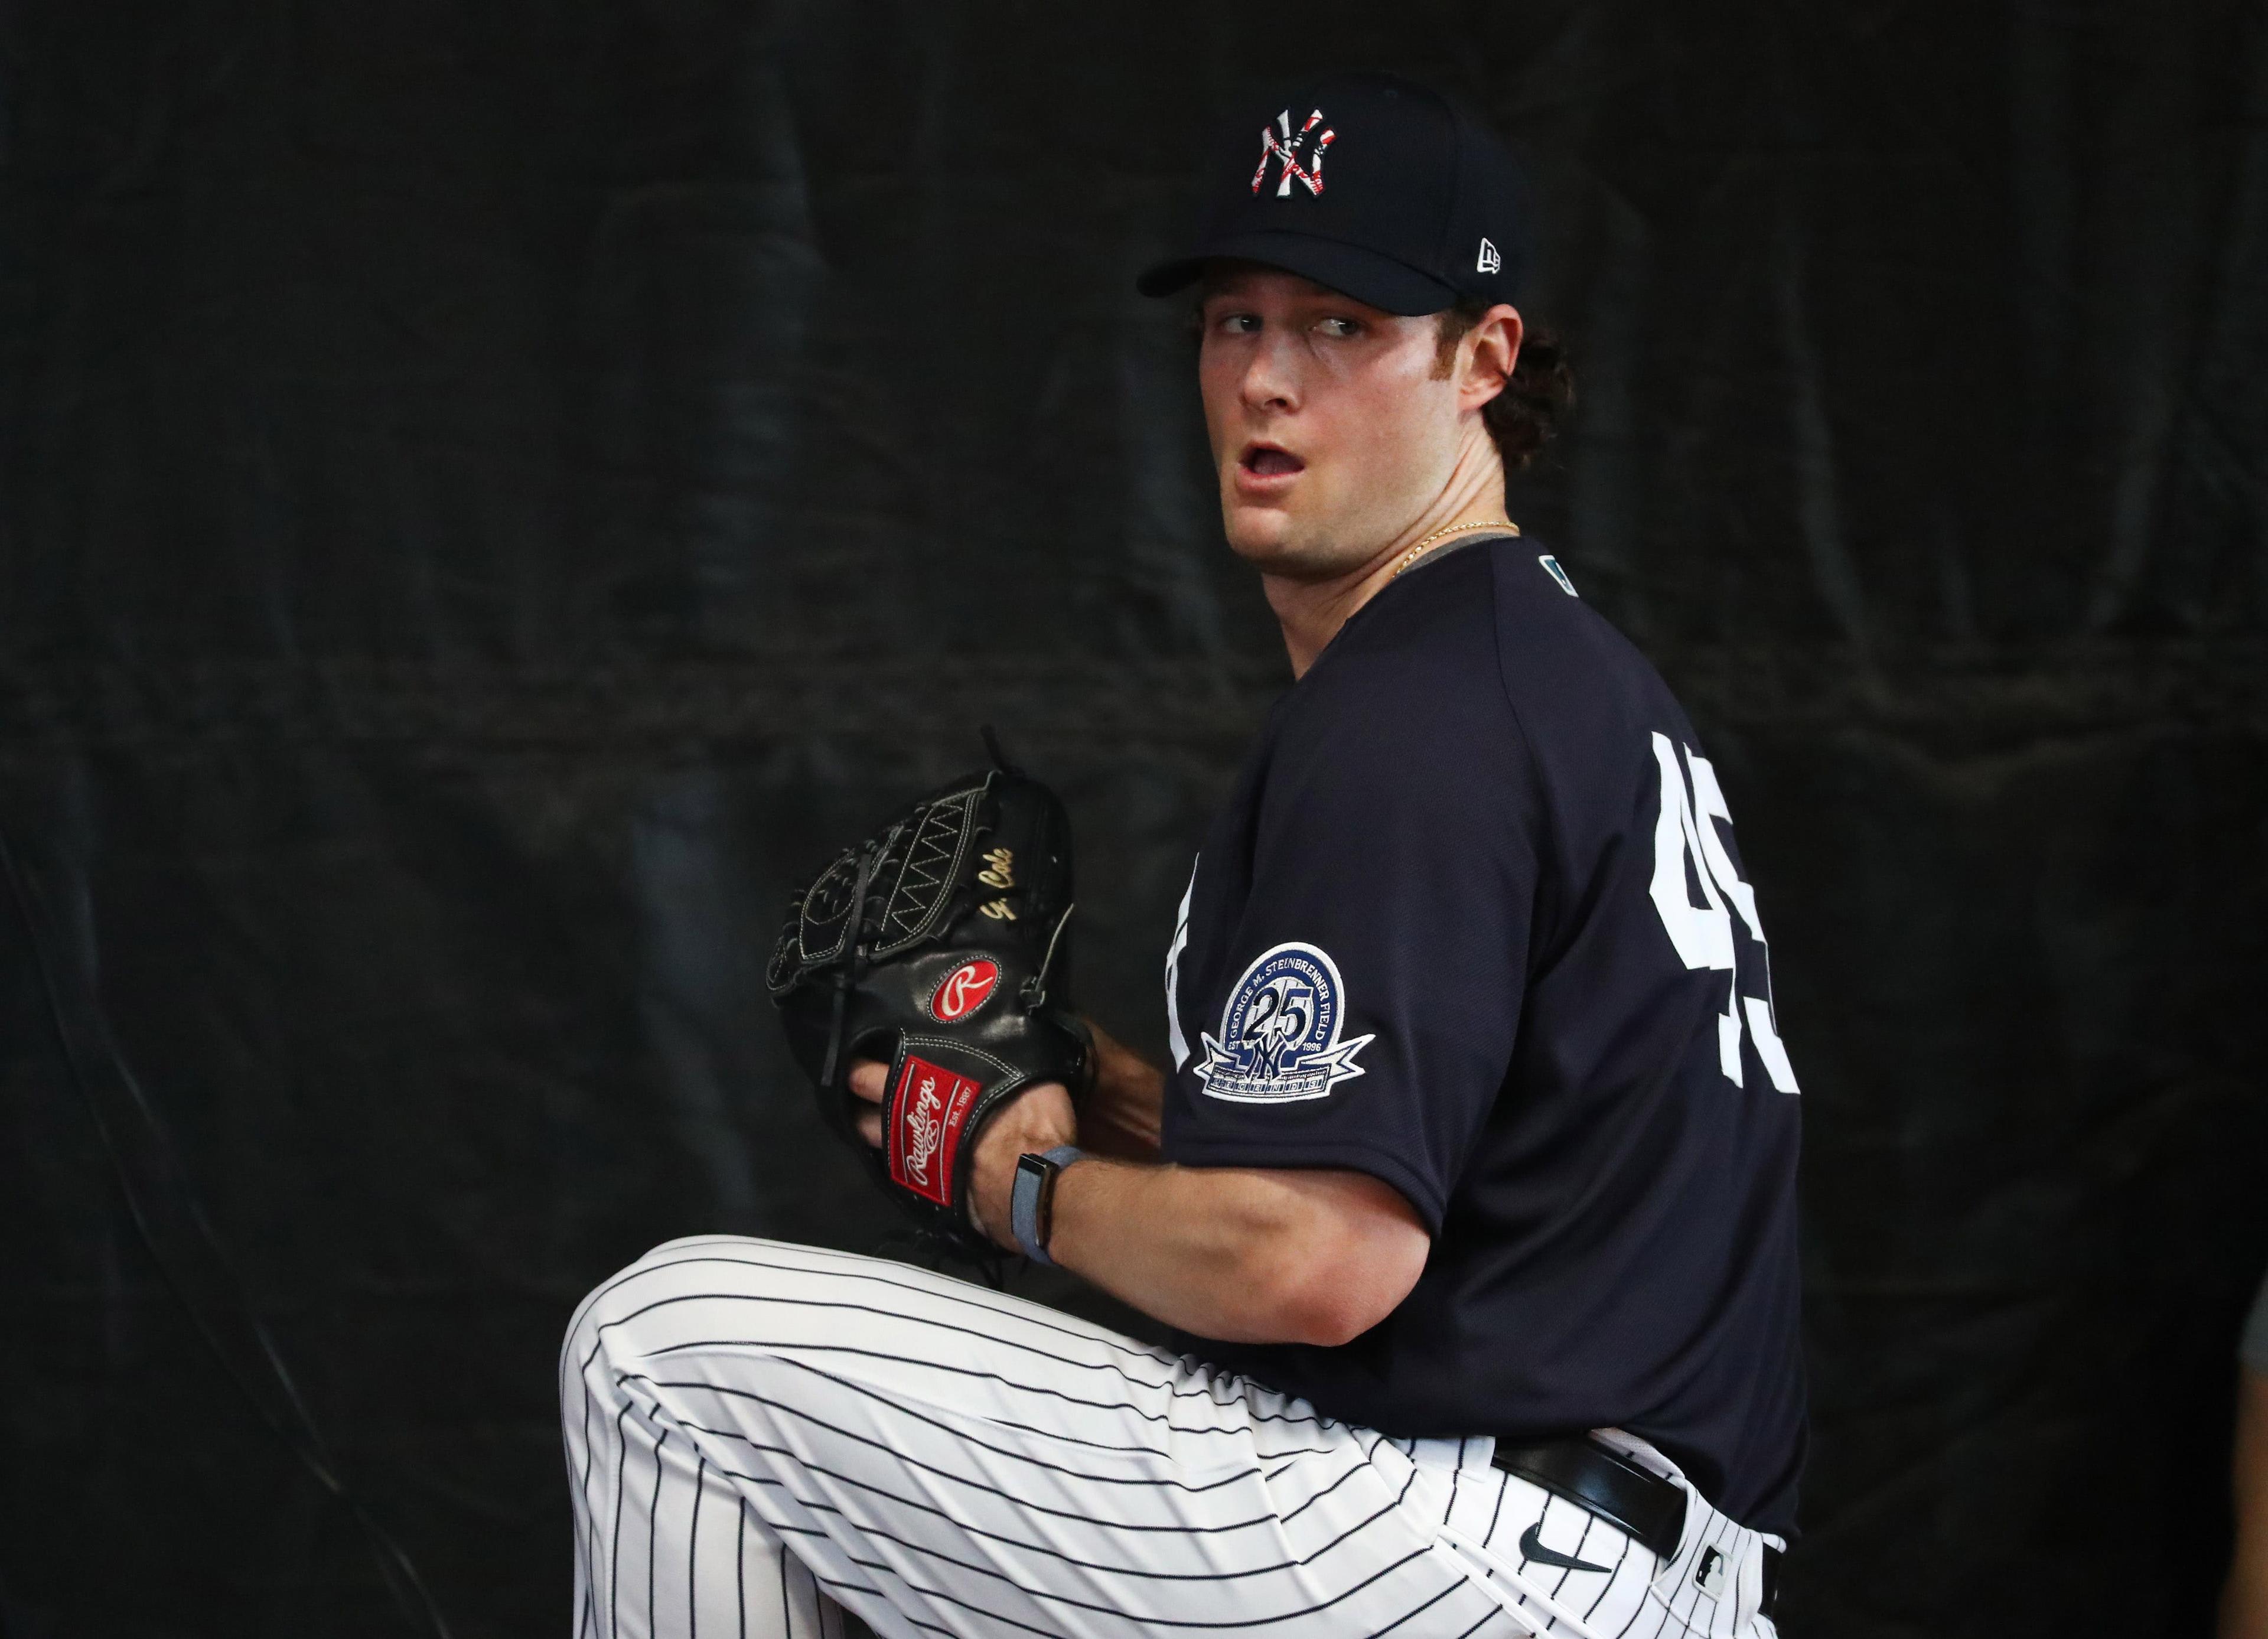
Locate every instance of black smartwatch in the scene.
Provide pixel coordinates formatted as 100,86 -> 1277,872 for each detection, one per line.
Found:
1010,1145 -> 1085,1266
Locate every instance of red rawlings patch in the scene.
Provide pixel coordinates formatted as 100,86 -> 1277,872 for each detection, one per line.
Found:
888,1055 -> 983,1208
930,959 -> 1001,1022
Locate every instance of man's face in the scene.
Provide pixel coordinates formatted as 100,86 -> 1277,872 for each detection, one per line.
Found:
1197,265 -> 1465,581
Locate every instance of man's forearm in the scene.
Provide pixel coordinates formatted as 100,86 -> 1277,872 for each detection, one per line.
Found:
1045,1156 -> 1427,1346
855,1049 -> 1427,1347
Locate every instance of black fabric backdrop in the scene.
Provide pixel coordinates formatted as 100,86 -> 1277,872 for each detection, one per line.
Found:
4,3 -> 2267,1635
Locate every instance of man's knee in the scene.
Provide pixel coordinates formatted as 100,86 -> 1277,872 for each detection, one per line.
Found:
562,1234 -> 885,1395
565,1236 -> 798,1408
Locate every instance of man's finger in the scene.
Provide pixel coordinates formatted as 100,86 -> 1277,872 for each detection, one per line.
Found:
848,1059 -> 888,1103
856,1109 -> 882,1148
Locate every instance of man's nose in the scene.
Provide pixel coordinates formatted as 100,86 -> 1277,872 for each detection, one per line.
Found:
1239,328 -> 1301,413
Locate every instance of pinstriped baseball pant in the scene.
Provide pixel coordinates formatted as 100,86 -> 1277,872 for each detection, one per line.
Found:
562,1236 -> 1784,1639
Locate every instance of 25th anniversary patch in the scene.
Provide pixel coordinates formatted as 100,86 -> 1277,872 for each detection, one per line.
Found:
1195,941 -> 1374,1103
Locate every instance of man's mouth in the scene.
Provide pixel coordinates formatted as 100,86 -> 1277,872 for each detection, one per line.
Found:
1239,442 -> 1305,479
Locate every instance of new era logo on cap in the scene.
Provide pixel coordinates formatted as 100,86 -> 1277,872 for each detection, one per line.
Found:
1139,71 -> 1532,317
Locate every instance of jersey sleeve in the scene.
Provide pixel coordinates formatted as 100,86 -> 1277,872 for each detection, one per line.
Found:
1164,664 -> 1542,1232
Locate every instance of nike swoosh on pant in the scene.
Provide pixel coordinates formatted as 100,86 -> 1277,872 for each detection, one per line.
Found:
1517,1521 -> 1612,1575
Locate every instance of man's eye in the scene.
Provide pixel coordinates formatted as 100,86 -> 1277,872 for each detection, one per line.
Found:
1215,312 -> 1262,335
1316,317 -> 1364,339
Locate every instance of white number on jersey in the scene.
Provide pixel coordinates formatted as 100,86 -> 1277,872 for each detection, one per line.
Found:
1648,732 -> 1799,1094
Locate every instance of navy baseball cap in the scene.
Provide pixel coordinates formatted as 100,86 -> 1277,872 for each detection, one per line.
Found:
1137,71 -> 1533,316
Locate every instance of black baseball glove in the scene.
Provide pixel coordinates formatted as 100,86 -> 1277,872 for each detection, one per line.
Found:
767,745 -> 1093,1261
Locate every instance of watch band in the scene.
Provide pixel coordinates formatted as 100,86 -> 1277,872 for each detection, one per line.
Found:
1010,1145 -> 1086,1266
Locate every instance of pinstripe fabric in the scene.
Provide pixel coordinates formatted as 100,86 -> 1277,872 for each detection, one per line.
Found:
562,1237 -> 1782,1638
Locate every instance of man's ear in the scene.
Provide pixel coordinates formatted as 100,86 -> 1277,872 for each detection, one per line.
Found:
1461,304 -> 1524,412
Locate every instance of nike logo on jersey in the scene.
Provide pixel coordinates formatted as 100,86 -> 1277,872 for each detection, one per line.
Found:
1517,1521 -> 1612,1574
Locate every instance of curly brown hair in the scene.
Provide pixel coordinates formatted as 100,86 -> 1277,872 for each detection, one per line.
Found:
1433,301 -> 1575,471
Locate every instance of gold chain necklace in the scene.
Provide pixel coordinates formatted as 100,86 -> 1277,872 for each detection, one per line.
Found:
1390,518 -> 1519,579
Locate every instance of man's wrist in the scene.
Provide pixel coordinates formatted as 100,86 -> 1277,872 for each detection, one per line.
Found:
1011,1146 -> 1086,1266
970,1083 -> 1078,1247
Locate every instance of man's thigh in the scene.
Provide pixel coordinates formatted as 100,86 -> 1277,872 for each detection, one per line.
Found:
561,1235 -> 1526,1638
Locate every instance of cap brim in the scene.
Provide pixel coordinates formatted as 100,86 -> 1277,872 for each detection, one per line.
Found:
1136,229 -> 1459,317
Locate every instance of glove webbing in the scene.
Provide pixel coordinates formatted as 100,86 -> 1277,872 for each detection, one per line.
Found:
817,835 -> 887,1091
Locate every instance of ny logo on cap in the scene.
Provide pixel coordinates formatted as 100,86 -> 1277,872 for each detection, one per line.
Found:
1252,108 -> 1336,198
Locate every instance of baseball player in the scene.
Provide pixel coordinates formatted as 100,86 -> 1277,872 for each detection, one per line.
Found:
563,71 -> 1805,1638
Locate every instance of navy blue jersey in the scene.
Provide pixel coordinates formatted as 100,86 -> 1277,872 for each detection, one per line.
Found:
1160,536 -> 1807,1537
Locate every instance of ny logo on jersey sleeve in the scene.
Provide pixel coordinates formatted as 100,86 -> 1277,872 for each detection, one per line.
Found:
1648,732 -> 1800,1093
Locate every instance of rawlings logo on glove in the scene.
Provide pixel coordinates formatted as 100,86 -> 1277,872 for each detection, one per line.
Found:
891,1055 -> 979,1205
930,961 -> 999,1022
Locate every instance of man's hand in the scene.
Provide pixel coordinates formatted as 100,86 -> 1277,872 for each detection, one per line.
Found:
848,1060 -> 1076,1247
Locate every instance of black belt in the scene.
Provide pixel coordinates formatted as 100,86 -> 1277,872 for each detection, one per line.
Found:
1490,1437 -> 1780,1616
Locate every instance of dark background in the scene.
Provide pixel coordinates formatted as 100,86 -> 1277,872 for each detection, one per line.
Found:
4,2 -> 2267,1634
